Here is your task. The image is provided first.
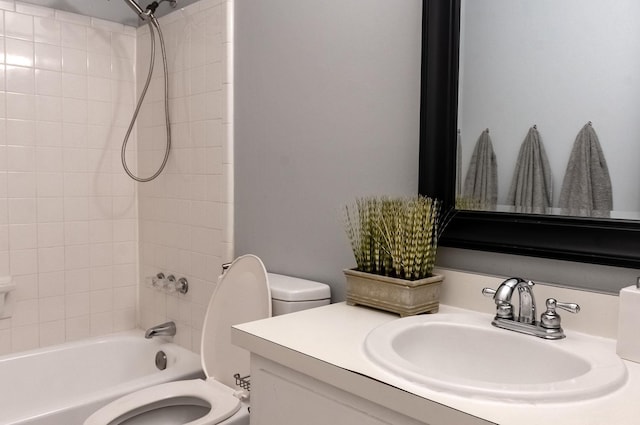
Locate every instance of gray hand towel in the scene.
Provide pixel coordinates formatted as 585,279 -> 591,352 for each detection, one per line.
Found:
463,129 -> 498,207
558,123 -> 612,215
456,130 -> 462,197
506,126 -> 553,214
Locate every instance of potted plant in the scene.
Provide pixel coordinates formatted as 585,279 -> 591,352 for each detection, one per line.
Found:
342,195 -> 450,316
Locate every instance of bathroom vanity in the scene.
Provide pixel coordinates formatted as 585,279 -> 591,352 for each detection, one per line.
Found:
231,269 -> 640,425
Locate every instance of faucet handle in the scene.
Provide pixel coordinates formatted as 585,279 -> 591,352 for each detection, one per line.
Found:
553,299 -> 580,314
540,298 -> 580,329
482,287 -> 497,298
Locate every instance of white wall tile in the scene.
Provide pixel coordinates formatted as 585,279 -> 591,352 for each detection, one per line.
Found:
64,244 -> 90,269
9,223 -> 37,250
91,18 -> 123,33
64,268 -> 89,294
7,171 -> 36,196
34,17 -> 61,45
64,220 -> 89,245
37,222 -> 64,247
34,43 -> 61,71
35,69 -> 61,96
12,274 -> 37,301
61,47 -> 86,75
6,93 -> 35,119
65,292 -> 90,317
16,3 -> 54,18
0,37 -> 7,64
5,11 -> 33,41
35,147 -> 62,171
55,10 -> 90,26
37,246 -> 64,272
7,146 -> 35,170
35,122 -> 62,147
36,197 -> 63,222
87,52 -> 110,79
6,65 -> 34,94
38,295 -> 64,321
61,22 -> 86,49
65,315 -> 90,341
5,38 -> 33,67
111,33 -> 135,60
61,97 -> 87,124
8,197 -> 36,224
38,271 -> 65,297
9,248 -> 37,275
35,95 -> 62,122
62,73 -> 87,99
0,1 -> 15,12
36,172 -> 63,197
38,320 -> 65,346
87,77 -> 110,101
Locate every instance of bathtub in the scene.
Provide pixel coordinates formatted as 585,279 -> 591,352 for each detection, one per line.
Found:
0,330 -> 203,425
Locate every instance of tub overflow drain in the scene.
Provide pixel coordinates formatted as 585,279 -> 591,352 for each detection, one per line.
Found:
155,350 -> 168,370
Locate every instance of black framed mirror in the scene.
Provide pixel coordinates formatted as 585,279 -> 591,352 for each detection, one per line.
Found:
419,0 -> 640,269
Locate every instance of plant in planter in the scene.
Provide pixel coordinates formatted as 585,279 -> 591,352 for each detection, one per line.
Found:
342,195 -> 450,316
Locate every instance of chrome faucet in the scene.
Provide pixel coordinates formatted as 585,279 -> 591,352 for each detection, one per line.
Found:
144,321 -> 176,339
483,278 -> 580,340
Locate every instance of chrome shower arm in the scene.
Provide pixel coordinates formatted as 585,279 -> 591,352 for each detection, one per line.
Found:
122,0 -> 147,19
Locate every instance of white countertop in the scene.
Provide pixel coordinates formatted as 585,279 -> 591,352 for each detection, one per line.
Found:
232,302 -> 640,425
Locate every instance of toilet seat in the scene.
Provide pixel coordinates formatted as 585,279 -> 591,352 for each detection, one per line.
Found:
84,379 -> 241,425
84,255 -> 271,425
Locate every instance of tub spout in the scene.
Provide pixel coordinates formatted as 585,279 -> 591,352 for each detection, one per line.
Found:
145,321 -> 176,339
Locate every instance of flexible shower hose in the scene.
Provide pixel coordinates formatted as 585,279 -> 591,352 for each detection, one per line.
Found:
121,15 -> 171,182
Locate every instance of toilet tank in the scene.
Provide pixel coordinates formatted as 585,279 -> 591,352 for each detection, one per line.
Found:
267,273 -> 331,316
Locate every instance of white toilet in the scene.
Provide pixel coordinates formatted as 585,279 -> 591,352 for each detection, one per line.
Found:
84,255 -> 330,425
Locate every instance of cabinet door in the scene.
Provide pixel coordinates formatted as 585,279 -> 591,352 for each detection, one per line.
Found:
251,357 -> 427,425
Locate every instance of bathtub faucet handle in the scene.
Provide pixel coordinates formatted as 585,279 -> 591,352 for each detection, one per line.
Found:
144,321 -> 176,339
151,273 -> 167,289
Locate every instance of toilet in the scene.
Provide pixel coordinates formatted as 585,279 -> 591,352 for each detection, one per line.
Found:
84,255 -> 330,425
267,272 -> 331,315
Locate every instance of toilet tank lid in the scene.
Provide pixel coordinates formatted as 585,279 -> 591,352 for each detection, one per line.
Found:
267,273 -> 331,301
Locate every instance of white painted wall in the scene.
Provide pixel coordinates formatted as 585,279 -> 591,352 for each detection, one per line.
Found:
458,0 -> 640,213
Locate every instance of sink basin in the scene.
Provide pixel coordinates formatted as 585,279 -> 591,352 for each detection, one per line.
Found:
364,313 -> 627,402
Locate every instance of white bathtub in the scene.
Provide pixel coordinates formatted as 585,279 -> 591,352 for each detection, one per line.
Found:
0,331 -> 203,425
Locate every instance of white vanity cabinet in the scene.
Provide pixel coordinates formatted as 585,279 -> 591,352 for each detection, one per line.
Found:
250,355 -> 428,425
232,303 -> 492,425
249,354 -> 491,425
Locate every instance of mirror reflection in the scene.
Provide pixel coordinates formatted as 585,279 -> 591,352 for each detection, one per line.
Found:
457,0 -> 640,219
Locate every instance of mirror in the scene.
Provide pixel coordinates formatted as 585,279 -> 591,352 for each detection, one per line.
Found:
457,0 -> 640,219
419,0 -> 640,271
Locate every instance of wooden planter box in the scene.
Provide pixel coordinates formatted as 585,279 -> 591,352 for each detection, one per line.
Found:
344,269 -> 443,317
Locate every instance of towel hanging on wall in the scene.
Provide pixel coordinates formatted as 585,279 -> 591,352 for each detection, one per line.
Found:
463,128 -> 498,207
506,126 -> 553,213
558,122 -> 612,216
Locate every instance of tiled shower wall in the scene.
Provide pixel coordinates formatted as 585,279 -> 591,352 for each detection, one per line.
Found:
0,0 -> 232,355
137,0 -> 233,352
0,1 -> 138,354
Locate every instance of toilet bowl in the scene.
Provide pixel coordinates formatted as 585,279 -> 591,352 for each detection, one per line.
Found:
84,255 -> 331,425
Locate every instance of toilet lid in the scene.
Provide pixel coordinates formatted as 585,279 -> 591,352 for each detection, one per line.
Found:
201,255 -> 271,389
